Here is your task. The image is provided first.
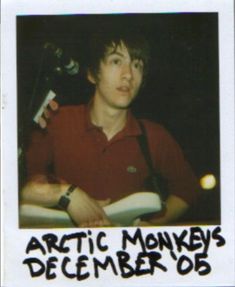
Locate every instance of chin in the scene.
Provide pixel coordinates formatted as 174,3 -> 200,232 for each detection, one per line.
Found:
115,97 -> 135,108
114,101 -> 132,110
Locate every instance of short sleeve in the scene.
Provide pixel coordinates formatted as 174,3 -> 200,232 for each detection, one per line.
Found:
143,121 -> 200,205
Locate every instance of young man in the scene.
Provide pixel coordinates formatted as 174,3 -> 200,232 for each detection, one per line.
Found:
21,31 -> 199,227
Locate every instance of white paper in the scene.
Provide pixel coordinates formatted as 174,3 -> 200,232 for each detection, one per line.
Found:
1,0 -> 234,286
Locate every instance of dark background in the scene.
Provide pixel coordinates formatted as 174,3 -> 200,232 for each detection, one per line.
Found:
17,13 -> 220,223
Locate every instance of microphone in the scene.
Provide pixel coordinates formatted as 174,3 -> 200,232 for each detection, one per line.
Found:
43,42 -> 79,75
31,42 -> 79,124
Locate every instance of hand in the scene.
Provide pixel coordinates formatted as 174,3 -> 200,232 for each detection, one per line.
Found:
97,198 -> 111,207
133,219 -> 151,226
38,100 -> 59,129
21,177 -> 112,228
67,188 -> 112,228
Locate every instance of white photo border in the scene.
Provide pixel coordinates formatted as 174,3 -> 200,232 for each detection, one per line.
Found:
1,0 -> 234,286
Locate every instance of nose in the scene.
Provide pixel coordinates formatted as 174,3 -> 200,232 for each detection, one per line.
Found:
122,63 -> 133,80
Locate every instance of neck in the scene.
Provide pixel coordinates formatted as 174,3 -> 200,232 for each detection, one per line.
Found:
90,98 -> 128,140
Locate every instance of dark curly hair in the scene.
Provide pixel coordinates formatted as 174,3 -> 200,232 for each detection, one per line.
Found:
87,29 -> 150,84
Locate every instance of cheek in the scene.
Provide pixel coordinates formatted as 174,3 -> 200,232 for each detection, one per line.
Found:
103,71 -> 119,87
98,74 -> 116,93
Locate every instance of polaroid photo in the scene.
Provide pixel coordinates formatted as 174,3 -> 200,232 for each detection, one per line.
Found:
1,0 -> 234,286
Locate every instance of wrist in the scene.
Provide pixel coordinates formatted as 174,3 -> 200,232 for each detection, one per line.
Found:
57,185 -> 77,210
22,181 -> 72,207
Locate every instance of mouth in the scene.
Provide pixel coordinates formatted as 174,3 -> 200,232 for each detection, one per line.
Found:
117,86 -> 131,93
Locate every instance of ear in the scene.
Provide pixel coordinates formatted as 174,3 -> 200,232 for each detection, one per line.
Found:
87,69 -> 96,84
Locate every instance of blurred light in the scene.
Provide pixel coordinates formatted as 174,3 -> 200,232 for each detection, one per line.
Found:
200,174 -> 217,190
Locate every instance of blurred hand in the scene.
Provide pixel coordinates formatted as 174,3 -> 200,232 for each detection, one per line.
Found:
38,100 -> 59,129
97,198 -> 111,207
133,219 -> 151,226
67,188 -> 112,228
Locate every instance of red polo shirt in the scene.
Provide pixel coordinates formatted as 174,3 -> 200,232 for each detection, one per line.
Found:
26,104 -> 199,203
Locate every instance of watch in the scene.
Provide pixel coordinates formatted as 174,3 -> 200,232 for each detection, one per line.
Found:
58,185 -> 77,210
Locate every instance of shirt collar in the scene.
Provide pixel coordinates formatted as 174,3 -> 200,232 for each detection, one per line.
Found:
121,110 -> 142,137
84,101 -> 98,131
84,103 -> 142,137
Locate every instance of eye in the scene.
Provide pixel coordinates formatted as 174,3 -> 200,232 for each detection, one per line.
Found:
111,57 -> 122,65
132,59 -> 143,71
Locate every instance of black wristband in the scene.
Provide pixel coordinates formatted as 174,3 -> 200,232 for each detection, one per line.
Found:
58,185 -> 77,210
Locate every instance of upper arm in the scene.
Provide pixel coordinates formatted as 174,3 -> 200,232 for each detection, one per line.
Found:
144,121 -> 200,205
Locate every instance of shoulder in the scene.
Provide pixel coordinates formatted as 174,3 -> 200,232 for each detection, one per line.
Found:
139,119 -> 173,140
53,104 -> 85,119
139,119 -> 181,152
48,104 -> 86,128
28,105 -> 87,144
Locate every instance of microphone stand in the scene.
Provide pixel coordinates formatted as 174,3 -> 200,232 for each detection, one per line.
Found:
18,41 -> 79,188
18,43 -> 60,188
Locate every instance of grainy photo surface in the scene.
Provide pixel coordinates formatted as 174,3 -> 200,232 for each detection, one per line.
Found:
1,1 -> 234,286
18,14 -> 220,228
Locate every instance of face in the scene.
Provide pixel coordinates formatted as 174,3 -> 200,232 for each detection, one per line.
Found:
88,42 -> 144,110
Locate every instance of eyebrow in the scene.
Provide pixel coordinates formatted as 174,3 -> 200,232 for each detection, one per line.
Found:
106,51 -> 143,63
106,51 -> 125,57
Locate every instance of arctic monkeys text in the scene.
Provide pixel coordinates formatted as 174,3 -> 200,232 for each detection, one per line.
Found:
23,226 -> 225,280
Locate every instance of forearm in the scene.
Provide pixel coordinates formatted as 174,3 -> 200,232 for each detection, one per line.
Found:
150,195 -> 189,225
20,175 -> 111,227
21,180 -> 70,207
